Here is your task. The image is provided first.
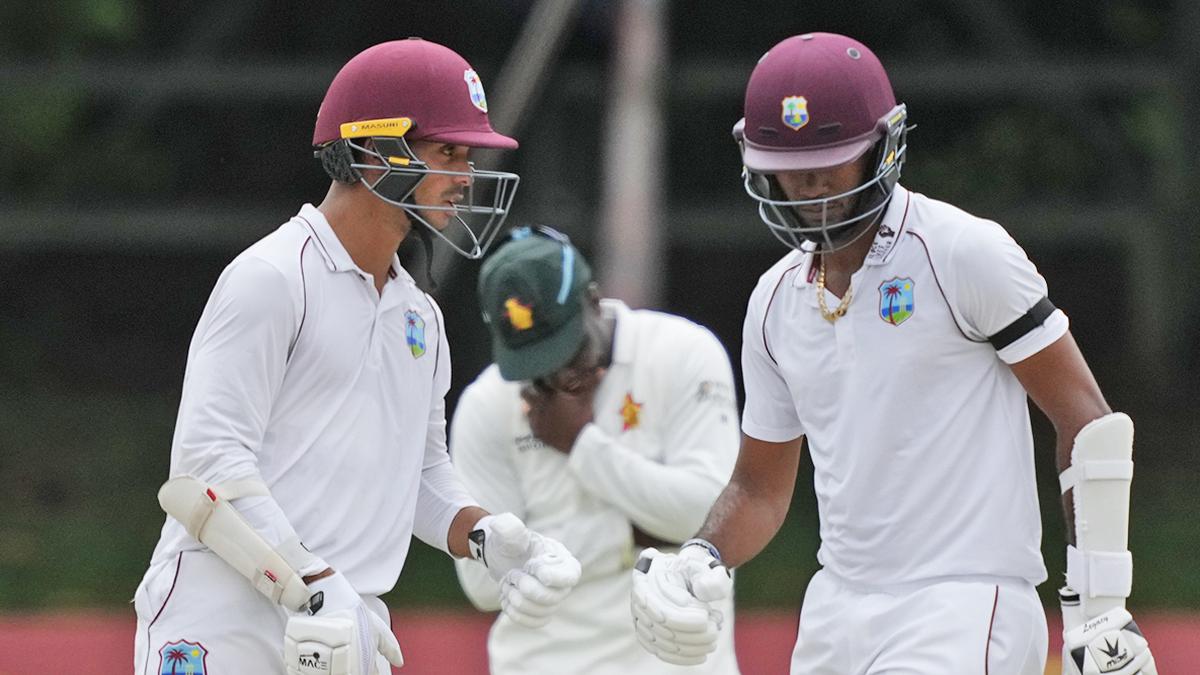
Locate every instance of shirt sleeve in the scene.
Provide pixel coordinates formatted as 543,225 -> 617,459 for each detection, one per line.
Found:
740,276 -> 806,442
413,297 -> 476,556
566,326 -> 740,542
449,372 -> 526,611
952,220 -> 1069,364
170,256 -> 323,572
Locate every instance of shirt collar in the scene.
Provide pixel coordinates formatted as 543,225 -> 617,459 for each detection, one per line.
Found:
862,184 -> 911,267
600,298 -> 635,366
294,203 -> 411,286
790,184 -> 912,290
295,203 -> 357,273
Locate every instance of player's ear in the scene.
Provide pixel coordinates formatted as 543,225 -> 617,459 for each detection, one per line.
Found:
585,282 -> 602,308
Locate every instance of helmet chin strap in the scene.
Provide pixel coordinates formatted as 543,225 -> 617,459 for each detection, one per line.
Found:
411,221 -> 437,292
806,203 -> 885,253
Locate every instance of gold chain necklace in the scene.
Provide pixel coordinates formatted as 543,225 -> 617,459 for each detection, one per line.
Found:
816,256 -> 853,323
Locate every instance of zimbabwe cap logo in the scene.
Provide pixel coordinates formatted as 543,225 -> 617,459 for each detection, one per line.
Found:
505,297 -> 533,330
781,96 -> 809,131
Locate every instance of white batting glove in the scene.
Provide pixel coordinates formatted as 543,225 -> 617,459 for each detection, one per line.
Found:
284,572 -> 403,675
631,543 -> 732,666
1060,592 -> 1156,675
469,513 -> 581,628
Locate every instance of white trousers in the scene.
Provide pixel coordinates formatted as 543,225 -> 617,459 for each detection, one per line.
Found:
133,550 -> 287,674
132,550 -> 392,675
791,570 -> 1048,675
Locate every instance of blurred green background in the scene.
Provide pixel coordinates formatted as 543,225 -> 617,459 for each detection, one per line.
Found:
1,0 -> 1197,615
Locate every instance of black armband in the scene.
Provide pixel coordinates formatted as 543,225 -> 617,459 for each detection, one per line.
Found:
988,297 -> 1056,350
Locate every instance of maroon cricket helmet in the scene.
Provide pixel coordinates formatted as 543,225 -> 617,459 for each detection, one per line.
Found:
735,33 -> 896,173
732,33 -> 909,252
312,38 -> 517,150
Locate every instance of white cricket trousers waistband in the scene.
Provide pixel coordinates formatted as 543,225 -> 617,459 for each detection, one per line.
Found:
790,569 -> 1048,675
133,550 -> 391,675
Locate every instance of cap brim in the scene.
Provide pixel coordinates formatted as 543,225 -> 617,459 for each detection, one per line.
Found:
492,313 -> 585,381
742,136 -> 874,173
420,129 -> 518,150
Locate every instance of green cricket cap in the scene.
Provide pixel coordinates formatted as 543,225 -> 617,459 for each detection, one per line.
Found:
478,228 -> 592,381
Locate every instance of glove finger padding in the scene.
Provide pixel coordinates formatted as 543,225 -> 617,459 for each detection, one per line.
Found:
642,566 -> 717,633
633,614 -> 716,665
510,568 -> 573,607
498,569 -> 577,628
363,607 -> 404,669
630,549 -> 724,667
499,581 -> 553,628
525,536 -> 582,589
1062,607 -> 1156,675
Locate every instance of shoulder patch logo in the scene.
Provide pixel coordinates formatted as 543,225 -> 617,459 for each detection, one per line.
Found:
159,639 -> 207,675
464,69 -> 488,112
781,96 -> 809,130
878,277 -> 915,325
405,310 -> 427,357
620,392 -> 643,431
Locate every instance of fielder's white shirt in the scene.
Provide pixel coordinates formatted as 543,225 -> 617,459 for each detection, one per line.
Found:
453,300 -> 741,675
147,204 -> 473,597
742,185 -> 1068,587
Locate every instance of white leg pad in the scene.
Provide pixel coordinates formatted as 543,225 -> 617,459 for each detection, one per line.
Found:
1059,413 -> 1135,619
158,475 -> 318,612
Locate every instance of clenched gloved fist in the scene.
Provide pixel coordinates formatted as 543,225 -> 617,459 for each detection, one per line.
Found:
631,543 -> 732,666
1060,587 -> 1156,675
470,513 -> 581,628
284,572 -> 403,675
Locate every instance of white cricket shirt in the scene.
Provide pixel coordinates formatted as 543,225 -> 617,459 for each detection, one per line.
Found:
147,204 -> 472,597
742,185 -> 1068,587
452,300 -> 741,674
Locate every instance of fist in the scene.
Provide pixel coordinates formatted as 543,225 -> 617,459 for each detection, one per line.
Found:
470,513 -> 582,628
520,369 -> 603,452
630,547 -> 732,666
1062,607 -> 1156,675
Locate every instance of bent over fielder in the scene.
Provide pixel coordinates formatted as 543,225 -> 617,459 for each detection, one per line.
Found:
631,33 -> 1156,675
453,228 -> 741,674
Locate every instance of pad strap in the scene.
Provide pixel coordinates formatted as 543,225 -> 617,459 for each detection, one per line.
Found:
211,479 -> 271,500
1067,544 -> 1134,599
1058,459 -> 1135,494
158,475 -> 320,612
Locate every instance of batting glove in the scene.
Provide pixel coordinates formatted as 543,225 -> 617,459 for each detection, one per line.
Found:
469,513 -> 581,628
631,544 -> 732,666
284,572 -> 403,675
1060,589 -> 1156,675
